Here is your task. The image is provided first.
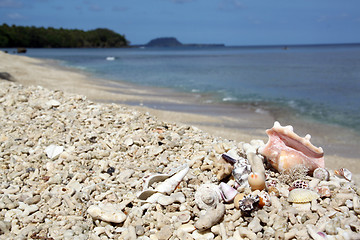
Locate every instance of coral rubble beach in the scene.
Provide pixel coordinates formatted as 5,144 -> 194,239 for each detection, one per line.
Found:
1,51 -> 360,239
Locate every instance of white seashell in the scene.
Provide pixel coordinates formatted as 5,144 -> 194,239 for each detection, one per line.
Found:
142,192 -> 163,203
155,165 -> 189,194
137,189 -> 153,201
219,182 -> 238,202
195,183 -> 222,210
288,189 -> 319,203
142,173 -> 171,190
174,211 -> 191,224
87,203 -> 126,224
138,165 -> 189,201
157,192 -> 186,206
334,168 -> 352,181
45,145 -> 64,159
313,167 -> 330,181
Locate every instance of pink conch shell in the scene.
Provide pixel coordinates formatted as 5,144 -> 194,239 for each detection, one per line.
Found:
259,121 -> 324,173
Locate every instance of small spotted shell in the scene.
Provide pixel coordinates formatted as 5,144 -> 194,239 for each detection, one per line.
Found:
334,168 -> 352,181
258,190 -> 271,207
313,167 -> 330,181
265,178 -> 279,189
291,180 -> 309,189
288,189 -> 319,203
195,183 -> 222,210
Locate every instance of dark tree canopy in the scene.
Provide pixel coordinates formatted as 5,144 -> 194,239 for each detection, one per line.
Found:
0,24 -> 129,48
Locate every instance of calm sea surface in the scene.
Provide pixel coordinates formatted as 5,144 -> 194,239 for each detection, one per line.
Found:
19,44 -> 360,133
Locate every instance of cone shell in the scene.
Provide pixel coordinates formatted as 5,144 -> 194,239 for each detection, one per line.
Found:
288,189 -> 319,203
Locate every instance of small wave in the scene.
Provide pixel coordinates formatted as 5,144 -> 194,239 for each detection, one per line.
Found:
222,97 -> 237,102
255,108 -> 268,114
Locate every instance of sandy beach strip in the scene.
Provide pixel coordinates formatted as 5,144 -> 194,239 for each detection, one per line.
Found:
0,51 -> 359,177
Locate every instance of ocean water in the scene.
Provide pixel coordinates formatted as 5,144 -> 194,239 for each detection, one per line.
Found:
19,44 -> 360,133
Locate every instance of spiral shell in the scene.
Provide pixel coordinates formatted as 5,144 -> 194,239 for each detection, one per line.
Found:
313,167 -> 330,181
195,184 -> 222,210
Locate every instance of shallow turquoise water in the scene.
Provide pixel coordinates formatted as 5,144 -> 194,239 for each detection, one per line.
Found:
16,44 -> 360,132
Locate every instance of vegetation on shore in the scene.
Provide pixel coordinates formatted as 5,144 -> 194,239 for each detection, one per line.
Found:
0,24 -> 129,48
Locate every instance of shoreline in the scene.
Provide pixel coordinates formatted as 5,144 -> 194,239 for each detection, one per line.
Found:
1,51 -> 359,177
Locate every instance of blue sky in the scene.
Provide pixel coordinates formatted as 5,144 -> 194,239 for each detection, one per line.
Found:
1,0 -> 359,46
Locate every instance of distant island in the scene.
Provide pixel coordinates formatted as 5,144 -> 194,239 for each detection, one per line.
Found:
136,37 -> 225,48
0,24 -> 129,48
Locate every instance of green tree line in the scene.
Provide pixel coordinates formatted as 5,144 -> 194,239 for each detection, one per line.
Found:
0,24 -> 129,48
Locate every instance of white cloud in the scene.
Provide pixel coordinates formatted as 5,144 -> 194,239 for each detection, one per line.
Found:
0,0 -> 23,8
112,5 -> 128,12
172,0 -> 193,3
88,4 -> 103,12
7,12 -> 24,19
218,0 -> 244,11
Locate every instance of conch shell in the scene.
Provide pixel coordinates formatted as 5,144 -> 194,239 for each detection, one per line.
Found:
259,121 -> 324,173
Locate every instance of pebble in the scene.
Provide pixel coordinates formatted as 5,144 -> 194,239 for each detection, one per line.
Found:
0,82 -> 360,239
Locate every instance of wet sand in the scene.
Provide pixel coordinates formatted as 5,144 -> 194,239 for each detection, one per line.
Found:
1,51 -> 359,181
